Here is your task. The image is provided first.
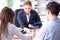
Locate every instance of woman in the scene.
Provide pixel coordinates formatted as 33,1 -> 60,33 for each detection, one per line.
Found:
16,1 -> 42,29
0,7 -> 32,40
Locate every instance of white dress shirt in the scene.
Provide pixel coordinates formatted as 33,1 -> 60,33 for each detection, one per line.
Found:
26,13 -> 30,22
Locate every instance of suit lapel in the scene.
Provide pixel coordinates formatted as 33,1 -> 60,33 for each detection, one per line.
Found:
29,12 -> 32,23
23,11 -> 28,23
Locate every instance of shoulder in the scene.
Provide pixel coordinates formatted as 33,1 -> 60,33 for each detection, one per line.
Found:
15,9 -> 23,13
8,23 -> 18,35
45,21 -> 60,32
17,10 -> 24,16
30,10 -> 38,15
31,10 -> 37,13
8,23 -> 16,30
17,9 -> 24,15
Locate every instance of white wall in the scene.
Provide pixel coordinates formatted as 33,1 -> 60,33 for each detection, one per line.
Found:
0,0 -> 7,12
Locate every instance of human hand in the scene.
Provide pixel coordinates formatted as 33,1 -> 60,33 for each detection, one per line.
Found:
28,24 -> 34,28
28,24 -> 39,29
26,29 -> 36,38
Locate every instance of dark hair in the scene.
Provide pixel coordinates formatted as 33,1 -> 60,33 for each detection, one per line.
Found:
0,7 -> 15,40
23,1 -> 32,6
47,1 -> 60,16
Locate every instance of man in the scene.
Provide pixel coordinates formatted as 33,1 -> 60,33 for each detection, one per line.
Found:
17,1 -> 42,29
33,1 -> 60,40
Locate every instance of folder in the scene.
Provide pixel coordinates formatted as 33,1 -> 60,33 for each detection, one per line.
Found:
32,21 -> 42,26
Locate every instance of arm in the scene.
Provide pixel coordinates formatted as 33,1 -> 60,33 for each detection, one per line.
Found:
17,12 -> 24,27
35,12 -> 42,28
28,24 -> 40,29
12,24 -> 32,40
28,10 -> 42,29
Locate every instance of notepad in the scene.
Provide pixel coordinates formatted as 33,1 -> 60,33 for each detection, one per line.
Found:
33,21 -> 42,26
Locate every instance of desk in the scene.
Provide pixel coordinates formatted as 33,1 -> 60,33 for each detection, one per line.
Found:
13,27 -> 38,40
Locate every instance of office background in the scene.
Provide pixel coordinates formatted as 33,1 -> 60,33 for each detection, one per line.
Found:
0,0 -> 60,22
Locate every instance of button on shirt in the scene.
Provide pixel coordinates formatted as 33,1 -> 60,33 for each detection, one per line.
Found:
32,17 -> 60,40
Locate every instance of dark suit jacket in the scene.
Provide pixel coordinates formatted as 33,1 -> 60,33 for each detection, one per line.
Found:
14,9 -> 23,27
17,9 -> 42,28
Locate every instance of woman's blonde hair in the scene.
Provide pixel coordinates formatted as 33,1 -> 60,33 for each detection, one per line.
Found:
23,1 -> 32,6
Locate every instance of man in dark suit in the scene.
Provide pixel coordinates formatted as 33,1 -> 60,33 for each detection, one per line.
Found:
17,1 -> 42,29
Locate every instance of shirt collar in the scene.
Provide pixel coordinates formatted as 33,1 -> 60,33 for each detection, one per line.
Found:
48,17 -> 59,24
